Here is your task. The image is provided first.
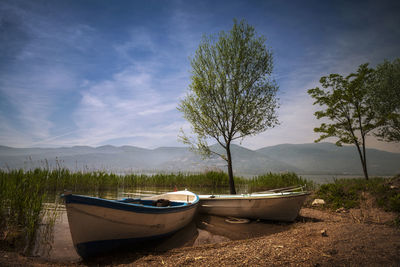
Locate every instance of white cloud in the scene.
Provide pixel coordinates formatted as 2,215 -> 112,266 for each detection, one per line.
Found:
71,63 -> 185,147
113,28 -> 158,60
0,2 -> 96,146
138,103 -> 177,116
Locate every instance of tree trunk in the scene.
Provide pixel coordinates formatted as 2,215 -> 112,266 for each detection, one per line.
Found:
361,141 -> 369,180
226,144 -> 236,194
354,141 -> 369,180
362,160 -> 369,180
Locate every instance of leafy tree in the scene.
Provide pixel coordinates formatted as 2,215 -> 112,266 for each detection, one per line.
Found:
308,64 -> 379,180
178,20 -> 279,194
369,58 -> 400,142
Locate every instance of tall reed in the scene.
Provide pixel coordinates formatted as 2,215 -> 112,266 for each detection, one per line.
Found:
0,169 -> 58,253
248,172 -> 315,192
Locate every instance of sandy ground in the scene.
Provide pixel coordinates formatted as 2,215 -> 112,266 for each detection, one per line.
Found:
1,205 -> 400,266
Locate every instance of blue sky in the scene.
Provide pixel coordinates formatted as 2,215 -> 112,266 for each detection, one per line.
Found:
1,0 -> 399,152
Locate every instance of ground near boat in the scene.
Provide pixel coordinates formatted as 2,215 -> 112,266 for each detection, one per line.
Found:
1,204 -> 399,266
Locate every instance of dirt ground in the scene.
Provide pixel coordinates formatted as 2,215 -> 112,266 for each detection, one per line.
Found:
1,205 -> 400,266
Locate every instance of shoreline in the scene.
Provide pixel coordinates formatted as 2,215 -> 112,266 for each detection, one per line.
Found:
1,207 -> 399,266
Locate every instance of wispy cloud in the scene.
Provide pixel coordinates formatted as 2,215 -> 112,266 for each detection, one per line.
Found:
0,1 -> 94,146
71,61 -> 186,147
1,66 -> 78,141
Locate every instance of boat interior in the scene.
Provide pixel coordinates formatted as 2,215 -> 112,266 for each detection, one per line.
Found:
143,192 -> 198,203
119,198 -> 187,207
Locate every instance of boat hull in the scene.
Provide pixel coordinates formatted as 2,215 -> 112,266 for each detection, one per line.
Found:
199,192 -> 309,221
63,191 -> 198,258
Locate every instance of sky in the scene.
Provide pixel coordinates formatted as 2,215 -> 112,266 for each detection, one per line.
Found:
1,0 -> 400,152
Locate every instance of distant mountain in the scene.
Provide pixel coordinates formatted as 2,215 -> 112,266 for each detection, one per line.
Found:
256,143 -> 400,175
0,143 -> 399,176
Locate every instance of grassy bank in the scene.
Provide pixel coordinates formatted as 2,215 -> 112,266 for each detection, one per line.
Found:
314,176 -> 400,219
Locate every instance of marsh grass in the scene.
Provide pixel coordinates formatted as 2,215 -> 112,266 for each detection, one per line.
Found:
249,172 -> 315,192
0,169 -> 59,254
122,171 -> 247,189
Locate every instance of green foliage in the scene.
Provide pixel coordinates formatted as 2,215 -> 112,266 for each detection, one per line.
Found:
388,193 -> 400,212
248,172 -> 315,192
373,179 -> 400,213
316,182 -> 359,209
1,169 -> 317,197
308,64 -> 378,145
308,63 -> 379,180
0,169 -> 57,253
122,171 -> 245,189
315,177 -> 400,213
369,58 -> 400,142
178,19 -> 279,194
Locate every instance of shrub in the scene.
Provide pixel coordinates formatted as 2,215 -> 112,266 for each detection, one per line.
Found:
315,177 -> 400,213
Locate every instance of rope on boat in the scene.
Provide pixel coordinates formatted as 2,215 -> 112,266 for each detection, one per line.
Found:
225,217 -> 250,224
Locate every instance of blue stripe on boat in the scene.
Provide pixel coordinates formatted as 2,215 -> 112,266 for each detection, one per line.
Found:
63,194 -> 198,214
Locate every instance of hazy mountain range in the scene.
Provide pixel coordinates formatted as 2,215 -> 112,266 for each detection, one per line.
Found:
0,143 -> 399,176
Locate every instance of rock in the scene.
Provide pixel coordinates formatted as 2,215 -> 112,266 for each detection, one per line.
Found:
335,207 -> 348,213
312,199 -> 326,206
320,229 -> 328,237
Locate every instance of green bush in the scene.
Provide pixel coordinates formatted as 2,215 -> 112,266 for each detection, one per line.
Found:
388,193 -> 400,212
316,182 -> 359,209
315,177 -> 400,213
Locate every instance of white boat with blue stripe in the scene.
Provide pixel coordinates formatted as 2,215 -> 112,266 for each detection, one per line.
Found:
63,190 -> 199,258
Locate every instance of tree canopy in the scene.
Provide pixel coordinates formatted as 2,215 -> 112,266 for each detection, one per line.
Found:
308,64 -> 378,180
178,19 -> 279,194
369,58 -> 400,142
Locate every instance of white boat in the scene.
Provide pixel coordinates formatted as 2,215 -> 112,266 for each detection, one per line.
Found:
63,190 -> 199,258
199,190 -> 309,222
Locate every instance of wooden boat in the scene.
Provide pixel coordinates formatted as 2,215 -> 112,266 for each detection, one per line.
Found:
63,190 -> 199,258
199,189 -> 309,222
